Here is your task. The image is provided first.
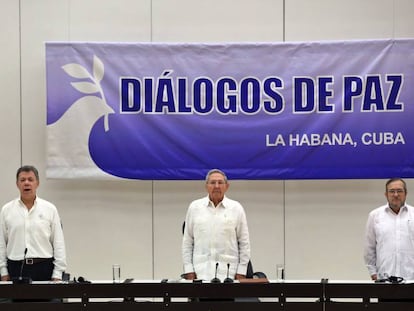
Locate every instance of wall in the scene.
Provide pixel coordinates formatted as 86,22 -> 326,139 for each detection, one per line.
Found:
1,0 -> 414,281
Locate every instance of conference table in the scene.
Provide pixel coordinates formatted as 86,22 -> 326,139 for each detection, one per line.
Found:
1,278 -> 414,310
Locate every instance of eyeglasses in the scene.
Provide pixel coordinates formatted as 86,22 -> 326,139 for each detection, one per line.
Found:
207,180 -> 226,186
387,189 -> 405,195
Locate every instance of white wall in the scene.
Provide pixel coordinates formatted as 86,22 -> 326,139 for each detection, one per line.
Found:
1,0 -> 414,282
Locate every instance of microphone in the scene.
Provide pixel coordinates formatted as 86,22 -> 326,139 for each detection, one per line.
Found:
76,276 -> 91,284
13,248 -> 32,284
210,262 -> 221,283
19,248 -> 27,278
223,263 -> 233,283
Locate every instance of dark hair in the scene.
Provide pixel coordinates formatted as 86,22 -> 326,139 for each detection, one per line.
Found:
385,178 -> 407,193
16,165 -> 39,182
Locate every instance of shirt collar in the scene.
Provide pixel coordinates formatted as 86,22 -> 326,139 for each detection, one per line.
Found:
206,195 -> 227,208
386,203 -> 407,213
18,196 -> 38,208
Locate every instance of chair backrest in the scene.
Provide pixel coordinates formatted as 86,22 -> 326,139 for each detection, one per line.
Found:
246,261 -> 254,278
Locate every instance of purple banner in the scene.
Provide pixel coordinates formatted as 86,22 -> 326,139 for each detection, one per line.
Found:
46,39 -> 414,180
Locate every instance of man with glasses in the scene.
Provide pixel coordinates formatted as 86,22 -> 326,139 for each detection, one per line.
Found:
182,169 -> 250,281
364,178 -> 414,281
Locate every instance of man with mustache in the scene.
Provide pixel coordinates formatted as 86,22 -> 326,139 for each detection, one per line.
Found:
182,168 -> 250,282
364,178 -> 414,282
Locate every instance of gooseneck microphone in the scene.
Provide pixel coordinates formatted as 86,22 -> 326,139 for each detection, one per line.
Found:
19,248 -> 28,278
223,263 -> 233,283
13,248 -> 32,284
211,262 -> 221,283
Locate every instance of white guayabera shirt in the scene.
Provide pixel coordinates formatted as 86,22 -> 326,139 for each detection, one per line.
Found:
182,195 -> 250,281
364,203 -> 414,280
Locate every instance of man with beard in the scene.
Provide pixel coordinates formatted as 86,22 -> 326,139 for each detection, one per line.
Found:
364,178 -> 414,282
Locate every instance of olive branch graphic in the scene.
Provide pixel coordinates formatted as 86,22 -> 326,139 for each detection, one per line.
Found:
62,55 -> 111,132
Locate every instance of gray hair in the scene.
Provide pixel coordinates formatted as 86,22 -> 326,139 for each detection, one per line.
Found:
205,169 -> 228,183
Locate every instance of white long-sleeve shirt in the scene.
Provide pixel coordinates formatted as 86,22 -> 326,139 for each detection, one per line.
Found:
182,195 -> 250,281
364,203 -> 414,280
0,197 -> 67,280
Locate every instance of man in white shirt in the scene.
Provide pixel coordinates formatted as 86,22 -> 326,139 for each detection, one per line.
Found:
0,165 -> 67,282
182,169 -> 250,281
364,177 -> 414,281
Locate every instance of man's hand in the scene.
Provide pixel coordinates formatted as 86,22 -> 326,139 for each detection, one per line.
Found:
1,275 -> 10,281
235,274 -> 246,280
183,272 -> 197,280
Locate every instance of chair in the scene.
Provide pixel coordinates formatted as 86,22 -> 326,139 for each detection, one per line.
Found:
246,260 -> 267,279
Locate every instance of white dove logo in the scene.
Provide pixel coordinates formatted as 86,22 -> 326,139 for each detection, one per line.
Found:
47,55 -> 116,179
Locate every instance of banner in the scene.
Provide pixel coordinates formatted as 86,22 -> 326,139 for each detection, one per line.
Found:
46,39 -> 414,180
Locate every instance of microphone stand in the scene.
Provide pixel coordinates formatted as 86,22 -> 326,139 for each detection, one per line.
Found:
211,262 -> 221,283
13,248 -> 32,284
223,263 -> 233,283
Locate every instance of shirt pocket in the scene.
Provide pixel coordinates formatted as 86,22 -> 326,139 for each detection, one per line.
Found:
406,219 -> 414,248
30,216 -> 52,239
218,254 -> 238,264
222,216 -> 237,235
374,218 -> 392,244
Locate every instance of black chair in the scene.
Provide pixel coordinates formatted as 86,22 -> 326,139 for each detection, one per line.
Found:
246,260 -> 267,279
